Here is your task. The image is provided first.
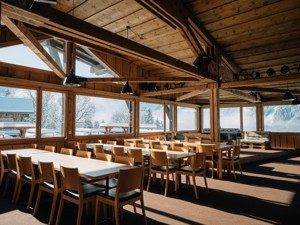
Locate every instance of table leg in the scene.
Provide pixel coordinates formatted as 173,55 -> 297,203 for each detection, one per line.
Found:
217,150 -> 223,179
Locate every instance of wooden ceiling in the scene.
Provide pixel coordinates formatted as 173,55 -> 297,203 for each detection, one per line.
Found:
0,0 -> 300,105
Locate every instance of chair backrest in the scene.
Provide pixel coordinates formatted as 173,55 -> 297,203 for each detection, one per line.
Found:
112,146 -> 125,157
124,141 -> 134,147
117,167 -> 143,194
95,153 -> 112,162
76,150 -> 91,159
127,148 -> 143,164
97,139 -> 103,143
154,144 -> 169,150
77,143 -> 87,151
45,145 -> 55,152
192,152 -> 206,171
149,141 -> 161,149
60,166 -> 82,197
38,161 -> 57,186
67,141 -> 77,150
171,142 -> 184,150
150,151 -> 168,167
7,154 -> 20,173
19,156 -> 35,179
93,144 -> 104,155
137,143 -> 150,149
60,148 -> 73,156
30,143 -> 37,149
198,144 -> 213,157
173,146 -> 188,152
133,139 -> 143,147
106,140 -> 117,146
232,145 -> 241,158
114,155 -> 134,166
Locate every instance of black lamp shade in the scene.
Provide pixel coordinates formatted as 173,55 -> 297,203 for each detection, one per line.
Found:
121,81 -> 133,95
266,68 -> 275,77
63,69 -> 81,87
292,97 -> 300,105
282,90 -> 295,101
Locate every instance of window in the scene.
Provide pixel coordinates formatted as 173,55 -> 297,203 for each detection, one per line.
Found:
220,107 -> 240,129
139,102 -> 163,132
264,105 -> 300,132
75,95 -> 132,135
177,106 -> 197,131
202,108 -> 210,131
165,104 -> 174,131
41,91 -> 65,138
242,107 -> 256,131
0,86 -> 37,139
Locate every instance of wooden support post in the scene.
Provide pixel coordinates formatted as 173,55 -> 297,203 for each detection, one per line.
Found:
209,83 -> 220,143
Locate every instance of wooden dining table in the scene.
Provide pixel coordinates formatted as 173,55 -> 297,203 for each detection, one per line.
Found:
0,148 -> 130,182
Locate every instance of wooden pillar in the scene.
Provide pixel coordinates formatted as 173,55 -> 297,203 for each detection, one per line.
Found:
209,83 -> 220,143
257,104 -> 263,131
134,99 -> 139,136
66,91 -> 74,140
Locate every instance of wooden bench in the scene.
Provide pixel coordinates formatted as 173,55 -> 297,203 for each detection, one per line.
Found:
241,131 -> 271,150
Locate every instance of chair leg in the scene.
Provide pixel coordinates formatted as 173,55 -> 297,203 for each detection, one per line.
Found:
3,175 -> 10,197
203,173 -> 208,192
160,174 -> 164,186
174,173 -> 178,194
232,162 -> 237,180
146,171 -> 151,191
94,199 -> 99,225
15,180 -> 22,204
49,192 -> 58,225
211,163 -> 214,179
238,162 -> 243,175
55,198 -> 65,225
26,183 -> 35,210
33,188 -> 42,216
140,197 -> 147,225
77,203 -> 84,225
192,176 -> 198,199
164,173 -> 169,196
114,204 -> 120,225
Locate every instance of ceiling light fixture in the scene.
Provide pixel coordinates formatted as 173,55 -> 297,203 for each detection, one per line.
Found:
121,81 -> 133,95
266,68 -> 275,77
291,97 -> 300,105
280,65 -> 290,75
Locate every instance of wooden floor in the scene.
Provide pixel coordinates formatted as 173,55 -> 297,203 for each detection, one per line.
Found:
0,148 -> 299,225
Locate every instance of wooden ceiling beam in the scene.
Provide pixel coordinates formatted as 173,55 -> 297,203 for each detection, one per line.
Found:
176,89 -> 207,101
1,16 -> 65,79
140,84 -> 207,97
221,73 -> 300,88
0,1 -> 213,83
221,89 -> 261,104
85,77 -> 199,83
232,86 -> 300,94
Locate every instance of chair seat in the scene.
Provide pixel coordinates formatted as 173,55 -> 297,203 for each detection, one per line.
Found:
134,161 -> 150,167
152,164 -> 177,171
93,178 -> 118,189
222,156 -> 239,161
177,166 -> 205,173
63,184 -> 104,199
97,188 -> 141,202
41,181 -> 61,190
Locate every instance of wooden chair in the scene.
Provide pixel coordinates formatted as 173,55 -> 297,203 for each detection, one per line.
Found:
77,143 -> 87,151
0,154 -> 8,188
95,153 -> 112,162
94,167 -> 147,225
124,141 -> 134,147
60,147 -> 73,156
222,145 -> 243,180
133,139 -> 143,147
171,142 -> 184,150
149,141 -> 161,149
45,145 -> 56,152
33,161 -> 61,224
15,156 -> 40,210
111,146 -> 125,161
147,151 -> 177,196
175,152 -> 208,199
127,148 -> 149,169
106,140 -> 117,146
55,166 -> 104,225
137,143 -> 150,149
3,154 -> 20,202
76,150 -> 91,159
198,144 -> 215,178
153,144 -> 169,150
30,143 -> 37,149
114,155 -> 134,166
93,144 -> 104,156
67,141 -> 77,155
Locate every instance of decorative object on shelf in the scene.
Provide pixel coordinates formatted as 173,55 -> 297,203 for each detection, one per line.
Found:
121,81 -> 133,95
266,68 -> 275,77
280,65 -> 290,75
